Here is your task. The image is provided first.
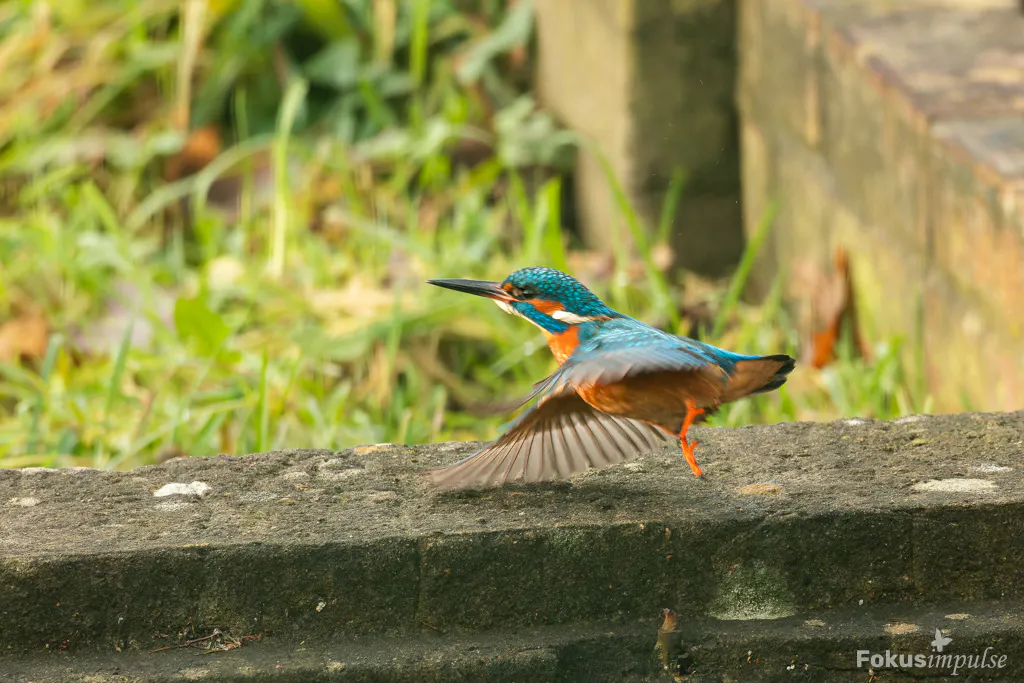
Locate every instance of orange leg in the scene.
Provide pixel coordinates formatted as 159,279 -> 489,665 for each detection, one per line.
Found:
679,398 -> 705,478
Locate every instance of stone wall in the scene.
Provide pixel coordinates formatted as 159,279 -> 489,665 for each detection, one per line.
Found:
738,0 -> 1024,412
534,0 -> 744,276
535,0 -> 1024,413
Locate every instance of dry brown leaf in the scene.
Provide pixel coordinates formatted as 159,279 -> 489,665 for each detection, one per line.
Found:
0,307 -> 48,363
164,125 -> 222,182
795,247 -> 871,369
655,607 -> 683,675
448,136 -> 494,169
164,125 -> 280,226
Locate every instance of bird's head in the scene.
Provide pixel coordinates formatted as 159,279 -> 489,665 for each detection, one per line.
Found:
428,267 -> 615,334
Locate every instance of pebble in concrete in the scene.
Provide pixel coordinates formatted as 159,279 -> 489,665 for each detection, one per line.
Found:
736,483 -> 782,496
368,491 -> 400,504
884,622 -> 919,635
912,479 -> 998,493
18,466 -> 93,474
7,497 -> 40,507
153,481 -> 212,497
352,444 -> 394,455
318,459 -> 364,481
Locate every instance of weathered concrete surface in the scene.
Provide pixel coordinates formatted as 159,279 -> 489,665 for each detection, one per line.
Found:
3,412 -> 1024,680
739,0 -> 1024,412
534,0 -> 744,276
4,600 -> 1024,681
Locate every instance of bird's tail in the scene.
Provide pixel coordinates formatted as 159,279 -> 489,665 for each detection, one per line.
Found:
721,354 -> 796,402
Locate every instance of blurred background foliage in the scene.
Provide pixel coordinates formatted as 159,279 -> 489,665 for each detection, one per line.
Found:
0,0 -> 928,469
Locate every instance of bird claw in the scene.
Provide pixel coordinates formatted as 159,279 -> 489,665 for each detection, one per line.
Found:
679,399 -> 705,478
681,438 -> 703,478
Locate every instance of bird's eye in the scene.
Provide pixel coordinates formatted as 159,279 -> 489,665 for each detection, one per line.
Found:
506,285 -> 527,299
515,285 -> 532,298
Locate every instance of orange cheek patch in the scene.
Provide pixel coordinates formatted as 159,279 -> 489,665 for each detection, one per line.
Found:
529,299 -> 565,315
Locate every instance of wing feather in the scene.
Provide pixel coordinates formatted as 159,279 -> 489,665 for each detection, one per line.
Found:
425,391 -> 672,489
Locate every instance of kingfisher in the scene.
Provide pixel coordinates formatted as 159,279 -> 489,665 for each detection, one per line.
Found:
426,267 -> 795,489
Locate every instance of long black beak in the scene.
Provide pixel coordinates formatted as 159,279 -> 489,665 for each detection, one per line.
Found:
427,278 -> 512,300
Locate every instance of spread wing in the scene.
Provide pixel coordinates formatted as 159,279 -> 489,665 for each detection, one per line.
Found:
425,390 -> 672,490
528,319 -> 729,400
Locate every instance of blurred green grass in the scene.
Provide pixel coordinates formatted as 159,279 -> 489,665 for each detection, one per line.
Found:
0,0 -> 930,469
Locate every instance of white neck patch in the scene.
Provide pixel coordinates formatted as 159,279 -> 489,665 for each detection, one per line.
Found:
551,310 -> 601,324
492,299 -> 600,330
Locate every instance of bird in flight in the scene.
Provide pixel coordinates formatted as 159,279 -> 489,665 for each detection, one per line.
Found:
426,267 -> 795,489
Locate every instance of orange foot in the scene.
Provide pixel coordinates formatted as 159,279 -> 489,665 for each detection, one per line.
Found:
679,399 -> 705,478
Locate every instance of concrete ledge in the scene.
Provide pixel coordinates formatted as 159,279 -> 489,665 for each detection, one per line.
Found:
3,412 -> 1024,679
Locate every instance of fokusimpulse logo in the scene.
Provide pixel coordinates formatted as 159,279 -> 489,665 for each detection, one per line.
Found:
856,628 -> 1008,676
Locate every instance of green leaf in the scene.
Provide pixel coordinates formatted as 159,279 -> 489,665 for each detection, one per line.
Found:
456,0 -> 534,84
294,0 -> 354,41
173,295 -> 231,358
494,96 -> 576,169
304,40 -> 362,89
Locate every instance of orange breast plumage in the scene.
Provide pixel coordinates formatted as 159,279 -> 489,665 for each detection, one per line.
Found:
545,325 -> 579,365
